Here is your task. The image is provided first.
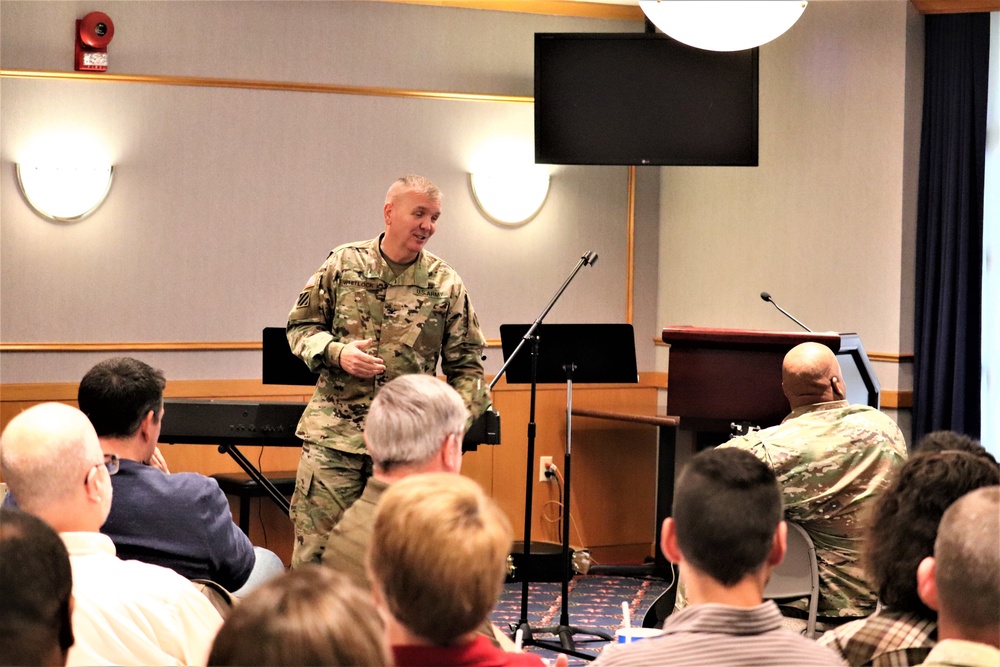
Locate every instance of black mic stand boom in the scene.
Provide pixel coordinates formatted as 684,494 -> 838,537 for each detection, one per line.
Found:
490,251 -> 603,659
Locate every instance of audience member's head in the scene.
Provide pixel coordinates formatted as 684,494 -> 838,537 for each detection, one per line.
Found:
0,403 -> 113,532
78,357 -> 166,442
781,342 -> 846,409
368,473 -> 512,646
665,447 -> 784,588
915,430 -> 997,463
208,565 -> 389,666
865,451 -> 999,617
917,486 -> 1000,648
0,507 -> 75,667
364,374 -> 468,476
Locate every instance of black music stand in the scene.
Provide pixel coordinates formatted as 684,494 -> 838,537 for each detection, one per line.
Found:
500,323 -> 638,660
262,327 -> 319,386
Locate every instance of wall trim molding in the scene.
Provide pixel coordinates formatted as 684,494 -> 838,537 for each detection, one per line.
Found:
0,69 -> 532,104
867,352 -> 915,363
0,341 -> 261,353
1,340 -> 917,361
653,338 -> 914,363
379,0 -> 999,18
375,0 -> 644,20
881,391 -> 913,409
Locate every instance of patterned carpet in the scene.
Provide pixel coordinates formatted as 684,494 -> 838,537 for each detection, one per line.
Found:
490,575 -> 673,664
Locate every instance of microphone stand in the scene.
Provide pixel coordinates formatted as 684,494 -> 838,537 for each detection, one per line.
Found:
761,292 -> 813,332
490,250 -> 597,653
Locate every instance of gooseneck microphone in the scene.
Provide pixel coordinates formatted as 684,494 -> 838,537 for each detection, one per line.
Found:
582,251 -> 599,267
760,291 -> 813,332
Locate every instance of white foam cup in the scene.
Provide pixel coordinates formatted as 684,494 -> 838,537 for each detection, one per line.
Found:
615,627 -> 664,644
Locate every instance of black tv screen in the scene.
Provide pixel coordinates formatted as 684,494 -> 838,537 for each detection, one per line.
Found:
534,33 -> 759,166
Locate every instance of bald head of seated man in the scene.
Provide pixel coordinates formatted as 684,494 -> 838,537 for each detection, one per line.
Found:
781,342 -> 848,409
0,403 -> 223,666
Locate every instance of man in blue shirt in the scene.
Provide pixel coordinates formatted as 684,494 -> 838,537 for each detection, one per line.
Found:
76,356 -> 283,595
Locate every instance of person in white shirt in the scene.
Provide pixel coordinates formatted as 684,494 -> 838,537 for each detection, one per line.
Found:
0,402 -> 223,666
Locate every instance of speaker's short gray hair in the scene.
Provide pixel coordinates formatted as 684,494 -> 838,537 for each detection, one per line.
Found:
365,374 -> 468,471
384,175 -> 441,205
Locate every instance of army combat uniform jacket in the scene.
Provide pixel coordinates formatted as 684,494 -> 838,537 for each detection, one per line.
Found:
287,236 -> 489,455
721,401 -> 907,619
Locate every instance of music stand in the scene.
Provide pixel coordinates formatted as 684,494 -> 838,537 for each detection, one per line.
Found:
262,327 -> 319,386
500,323 -> 638,660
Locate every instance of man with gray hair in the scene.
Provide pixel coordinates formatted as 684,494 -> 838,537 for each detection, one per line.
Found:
321,373 -> 467,588
287,174 -> 490,566
916,486 -> 1000,667
0,403 -> 222,666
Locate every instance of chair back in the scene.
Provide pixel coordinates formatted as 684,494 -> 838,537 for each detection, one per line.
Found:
763,521 -> 820,638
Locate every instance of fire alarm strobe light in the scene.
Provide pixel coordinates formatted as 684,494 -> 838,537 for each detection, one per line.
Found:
75,12 -> 115,72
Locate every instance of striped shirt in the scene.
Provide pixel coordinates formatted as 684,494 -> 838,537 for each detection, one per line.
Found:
592,601 -> 847,667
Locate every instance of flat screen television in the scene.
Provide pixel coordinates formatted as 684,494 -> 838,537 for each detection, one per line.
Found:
534,33 -> 759,166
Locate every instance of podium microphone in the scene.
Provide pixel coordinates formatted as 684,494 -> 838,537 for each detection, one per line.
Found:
583,251 -> 599,267
760,291 -> 812,332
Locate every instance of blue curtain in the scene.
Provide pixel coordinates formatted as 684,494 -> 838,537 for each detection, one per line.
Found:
913,13 -> 990,441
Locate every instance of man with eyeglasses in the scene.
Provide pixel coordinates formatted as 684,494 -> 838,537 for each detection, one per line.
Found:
76,356 -> 283,595
0,402 -> 223,666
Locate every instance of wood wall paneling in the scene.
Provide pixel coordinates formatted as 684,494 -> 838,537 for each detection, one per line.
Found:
1,375 -> 664,564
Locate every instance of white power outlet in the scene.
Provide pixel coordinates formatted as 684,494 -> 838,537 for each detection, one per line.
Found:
539,456 -> 554,482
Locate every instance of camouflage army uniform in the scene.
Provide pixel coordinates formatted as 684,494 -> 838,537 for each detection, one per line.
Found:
721,400 -> 907,619
286,236 -> 489,566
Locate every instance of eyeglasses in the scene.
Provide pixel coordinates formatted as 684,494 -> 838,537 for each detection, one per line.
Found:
85,453 -> 120,483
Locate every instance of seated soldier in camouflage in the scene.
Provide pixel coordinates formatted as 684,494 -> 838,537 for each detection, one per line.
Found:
286,174 -> 491,567
720,342 -> 907,623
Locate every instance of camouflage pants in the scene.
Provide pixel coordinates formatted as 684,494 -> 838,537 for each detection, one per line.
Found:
289,443 -> 372,568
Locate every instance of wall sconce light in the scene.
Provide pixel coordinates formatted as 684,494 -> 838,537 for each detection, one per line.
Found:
639,0 -> 808,52
16,163 -> 115,222
469,167 -> 550,226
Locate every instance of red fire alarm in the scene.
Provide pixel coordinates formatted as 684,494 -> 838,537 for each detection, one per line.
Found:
75,12 -> 115,72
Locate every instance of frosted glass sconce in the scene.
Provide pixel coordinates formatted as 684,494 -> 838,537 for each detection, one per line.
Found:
16,163 -> 114,222
470,167 -> 550,226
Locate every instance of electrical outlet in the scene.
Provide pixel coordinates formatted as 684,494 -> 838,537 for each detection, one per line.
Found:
539,456 -> 553,482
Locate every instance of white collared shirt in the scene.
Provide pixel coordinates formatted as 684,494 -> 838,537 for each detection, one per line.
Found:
62,532 -> 223,666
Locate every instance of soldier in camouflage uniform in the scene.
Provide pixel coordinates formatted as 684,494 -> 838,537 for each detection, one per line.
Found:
720,342 -> 907,621
286,175 -> 490,567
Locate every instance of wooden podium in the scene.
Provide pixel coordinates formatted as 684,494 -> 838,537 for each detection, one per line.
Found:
661,327 -> 880,435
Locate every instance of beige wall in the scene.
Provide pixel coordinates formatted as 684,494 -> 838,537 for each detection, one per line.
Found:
654,0 -> 921,440
0,1 -> 657,383
2,1 -> 915,432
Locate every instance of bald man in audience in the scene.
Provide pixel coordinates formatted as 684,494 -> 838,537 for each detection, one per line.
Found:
915,486 -> 1000,667
0,403 -> 223,666
721,342 -> 907,623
